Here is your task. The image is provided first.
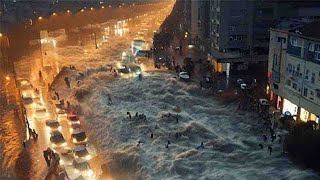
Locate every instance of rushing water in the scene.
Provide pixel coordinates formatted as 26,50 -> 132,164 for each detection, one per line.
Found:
76,72 -> 319,180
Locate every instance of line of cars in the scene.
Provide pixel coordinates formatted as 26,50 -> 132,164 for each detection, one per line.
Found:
18,78 -> 95,179
48,108 -> 95,180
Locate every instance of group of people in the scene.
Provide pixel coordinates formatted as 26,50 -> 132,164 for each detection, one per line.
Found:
127,112 -> 147,122
257,118 -> 282,155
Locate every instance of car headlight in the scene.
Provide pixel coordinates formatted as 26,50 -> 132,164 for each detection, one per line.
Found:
85,154 -> 91,160
86,170 -> 93,176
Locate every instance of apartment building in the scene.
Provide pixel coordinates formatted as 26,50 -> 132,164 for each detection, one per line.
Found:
206,0 -> 320,75
268,21 -> 320,122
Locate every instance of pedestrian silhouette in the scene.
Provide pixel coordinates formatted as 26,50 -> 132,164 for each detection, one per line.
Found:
263,135 -> 267,142
258,144 -> 263,149
268,146 -> 272,155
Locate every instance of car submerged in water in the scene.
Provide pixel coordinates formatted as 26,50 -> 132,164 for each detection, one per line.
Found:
117,64 -> 142,78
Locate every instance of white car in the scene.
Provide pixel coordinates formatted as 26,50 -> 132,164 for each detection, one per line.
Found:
34,106 -> 48,119
178,72 -> 190,81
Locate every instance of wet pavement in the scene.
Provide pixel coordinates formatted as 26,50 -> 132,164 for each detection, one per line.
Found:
0,71 -> 26,178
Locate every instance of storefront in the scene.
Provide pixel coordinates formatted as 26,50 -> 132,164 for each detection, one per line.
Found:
282,98 -> 298,119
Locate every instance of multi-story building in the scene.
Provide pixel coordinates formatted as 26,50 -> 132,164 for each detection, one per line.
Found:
268,21 -> 320,122
206,0 -> 320,75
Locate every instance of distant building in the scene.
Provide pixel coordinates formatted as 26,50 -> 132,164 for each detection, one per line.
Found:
182,0 -> 320,75
268,21 -> 320,122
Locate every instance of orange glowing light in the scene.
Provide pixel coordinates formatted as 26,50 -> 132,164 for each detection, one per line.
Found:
81,9 -> 84,12
52,12 -> 57,16
102,6 -> 105,9
38,16 -> 43,20
67,10 -> 70,13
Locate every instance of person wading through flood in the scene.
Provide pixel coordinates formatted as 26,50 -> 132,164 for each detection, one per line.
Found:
268,145 -> 272,155
127,112 -> 132,119
258,144 -> 263,149
43,150 -> 50,167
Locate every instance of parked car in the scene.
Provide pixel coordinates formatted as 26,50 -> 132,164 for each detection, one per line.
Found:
34,106 -> 49,119
67,113 -> 80,124
73,145 -> 90,160
45,119 -> 61,130
72,158 -> 94,178
72,129 -> 87,144
50,130 -> 67,148
178,72 -> 190,81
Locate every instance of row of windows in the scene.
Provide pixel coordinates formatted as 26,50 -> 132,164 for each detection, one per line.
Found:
286,79 -> 320,100
229,35 -> 246,41
286,63 -> 319,84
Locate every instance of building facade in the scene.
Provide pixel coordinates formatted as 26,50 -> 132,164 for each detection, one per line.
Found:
268,21 -> 320,123
205,0 -> 320,75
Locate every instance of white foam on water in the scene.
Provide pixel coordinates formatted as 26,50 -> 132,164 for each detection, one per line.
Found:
77,72 -> 319,180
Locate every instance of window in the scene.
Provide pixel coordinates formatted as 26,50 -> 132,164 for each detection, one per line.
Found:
273,83 -> 279,90
305,69 -> 309,80
311,91 -> 314,96
292,83 -> 297,90
273,54 -> 278,65
277,37 -> 286,43
290,37 -> 301,47
229,25 -> 236,32
309,43 -> 315,51
286,79 -> 291,86
315,44 -> 320,61
304,88 -> 308,97
311,73 -> 315,84
316,90 -> 320,98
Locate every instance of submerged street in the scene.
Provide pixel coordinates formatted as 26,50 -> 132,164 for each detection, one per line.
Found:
1,0 -> 320,179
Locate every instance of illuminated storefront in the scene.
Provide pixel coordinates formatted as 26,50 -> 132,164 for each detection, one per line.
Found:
282,98 -> 298,119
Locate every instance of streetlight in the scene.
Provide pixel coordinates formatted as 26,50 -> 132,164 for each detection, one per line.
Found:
81,9 -> 84,12
52,12 -> 57,16
38,16 -> 43,20
101,6 -> 105,9
90,7 -> 94,10
0,33 -> 2,38
67,9 -> 70,13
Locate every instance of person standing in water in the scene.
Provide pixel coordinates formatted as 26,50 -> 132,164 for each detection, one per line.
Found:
268,146 -> 272,155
